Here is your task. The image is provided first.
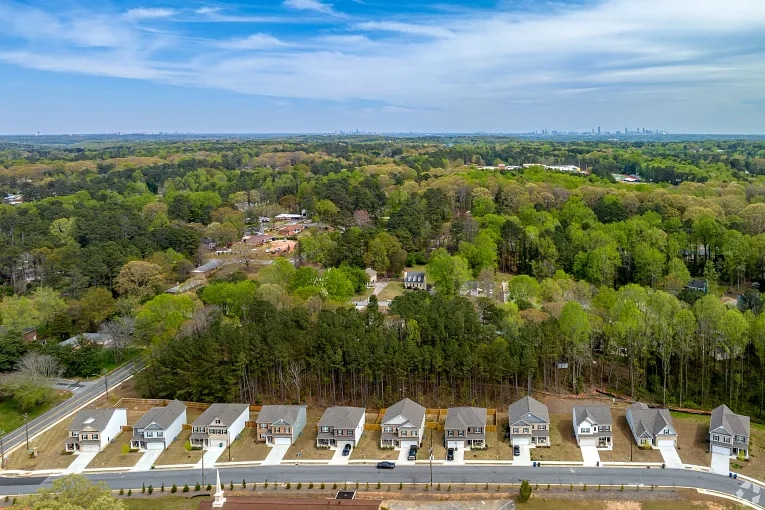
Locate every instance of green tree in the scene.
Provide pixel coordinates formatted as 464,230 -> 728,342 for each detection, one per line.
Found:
26,474 -> 124,509
114,261 -> 164,300
258,257 -> 296,287
136,294 -> 195,345
518,480 -> 532,502
558,301 -> 591,393
0,295 -> 39,330
426,248 -> 472,296
323,268 -> 355,300
79,287 -> 116,329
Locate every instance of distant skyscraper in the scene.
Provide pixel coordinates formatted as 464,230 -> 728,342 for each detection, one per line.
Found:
597,126 -> 601,135
625,126 -> 628,135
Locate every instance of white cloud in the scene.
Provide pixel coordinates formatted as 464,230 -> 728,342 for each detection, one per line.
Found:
282,0 -> 337,15
355,21 -> 453,39
124,7 -> 176,20
218,34 -> 288,50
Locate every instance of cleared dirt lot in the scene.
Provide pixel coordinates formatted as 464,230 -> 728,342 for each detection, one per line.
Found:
670,412 -> 711,468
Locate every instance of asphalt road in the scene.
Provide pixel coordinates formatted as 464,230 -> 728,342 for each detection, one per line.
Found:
0,465 -> 761,505
0,359 -> 144,459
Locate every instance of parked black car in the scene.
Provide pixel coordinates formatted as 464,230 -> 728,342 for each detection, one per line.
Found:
513,445 -> 520,456
376,461 -> 396,469
446,448 -> 455,461
407,445 -> 417,460
342,444 -> 352,456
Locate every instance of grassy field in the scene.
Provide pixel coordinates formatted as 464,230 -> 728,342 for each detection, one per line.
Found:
5,419 -> 75,471
227,428 -> 271,462
599,409 -> 662,463
377,282 -> 405,302
670,412 -> 711,468
530,413 -> 585,462
0,389 -> 71,432
284,410 -> 334,461
153,430 -> 203,466
350,429 -> 398,461
464,428 -> 514,461
123,497 -> 205,510
87,433 -> 142,469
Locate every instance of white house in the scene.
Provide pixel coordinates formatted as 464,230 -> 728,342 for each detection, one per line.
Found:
65,408 -> 127,453
130,400 -> 186,451
190,403 -> 249,449
572,406 -> 613,449
316,407 -> 366,449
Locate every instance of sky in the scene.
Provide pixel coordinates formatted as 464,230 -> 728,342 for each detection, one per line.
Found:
1,0 -> 765,134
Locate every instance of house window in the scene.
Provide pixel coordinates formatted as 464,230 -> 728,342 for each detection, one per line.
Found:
663,429 -> 670,435
412,430 -> 417,437
157,432 -> 163,438
581,428 -> 591,434
713,435 -> 720,442
512,428 -> 519,434
475,427 -> 483,434
458,430 -> 465,437
384,427 -> 393,433
522,428 -> 529,434
274,427 -> 280,434
215,419 -> 221,425
447,431 -> 454,437
80,434 -> 88,440
735,435 -> 747,443
260,433 -> 267,439
260,423 -> 267,429
600,426 -> 611,432
537,425 -> 547,431
71,431 -> 79,437
400,430 -> 407,437
285,428 -> 291,434
321,426 -> 330,433
92,434 -> 99,440
145,432 -> 153,438
723,436 -> 731,443
337,430 -> 343,436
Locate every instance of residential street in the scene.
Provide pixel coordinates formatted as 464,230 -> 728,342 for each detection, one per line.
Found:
1,465 -> 762,507
0,359 -> 144,459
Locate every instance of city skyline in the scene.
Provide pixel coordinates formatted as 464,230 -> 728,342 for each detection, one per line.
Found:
1,0 -> 765,134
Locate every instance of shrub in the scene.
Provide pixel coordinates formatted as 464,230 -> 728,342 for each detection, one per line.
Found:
184,441 -> 192,452
437,483 -> 441,491
399,482 -> 403,490
171,484 -> 178,493
183,484 -> 189,493
333,483 -> 337,489
142,483 -> 145,494
229,482 -> 234,491
309,482 -> 314,489
377,481 -> 381,489
161,483 -> 165,492
448,485 -> 452,491
195,482 -> 201,491
320,482 -> 325,489
127,489 -> 132,497
119,488 -> 124,496
148,485 -> 153,495
207,484 -> 212,491
582,484 -> 587,491
286,483 -> 291,490
264,481 -> 269,489
296,482 -> 302,490
243,479 -> 247,489
121,444 -> 130,455
518,480 -> 532,502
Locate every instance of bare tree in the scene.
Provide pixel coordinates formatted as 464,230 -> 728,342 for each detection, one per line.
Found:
101,316 -> 136,363
16,352 -> 62,382
279,361 -> 304,403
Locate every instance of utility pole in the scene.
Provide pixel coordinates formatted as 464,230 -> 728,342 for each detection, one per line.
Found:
0,429 -> 5,469
202,449 -> 206,487
429,428 -> 433,487
24,413 -> 29,452
103,368 -> 109,400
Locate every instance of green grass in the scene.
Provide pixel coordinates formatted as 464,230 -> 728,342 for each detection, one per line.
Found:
85,348 -> 143,380
0,390 -> 71,432
123,497 -> 204,510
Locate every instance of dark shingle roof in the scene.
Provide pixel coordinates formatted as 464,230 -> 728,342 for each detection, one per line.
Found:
192,403 -> 249,428
404,271 -> 425,283
445,407 -> 486,429
508,396 -> 549,425
627,402 -> 674,437
381,398 -> 425,428
69,408 -> 122,432
133,400 -> 186,430
573,406 -> 612,427
256,405 -> 306,426
710,404 -> 750,437
318,407 -> 366,429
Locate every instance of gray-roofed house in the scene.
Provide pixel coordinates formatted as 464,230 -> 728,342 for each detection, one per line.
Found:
625,403 -> 677,448
316,407 -> 366,449
60,332 -> 113,348
191,259 -> 224,278
365,268 -> 377,286
573,406 -> 613,449
444,407 -> 487,450
130,400 -> 187,451
403,271 -> 426,290
190,403 -> 250,449
64,408 -> 127,453
380,398 -> 425,450
255,405 -> 307,446
709,404 -> 750,459
508,396 -> 550,447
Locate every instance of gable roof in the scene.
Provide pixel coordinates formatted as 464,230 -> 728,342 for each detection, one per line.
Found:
256,405 -> 306,426
192,403 -> 249,428
318,407 -> 366,429
60,332 -> 113,347
381,398 -> 425,428
508,396 -> 549,425
133,400 -> 186,430
445,407 -> 487,429
710,404 -> 750,437
627,402 -> 674,438
404,271 -> 425,283
573,406 -> 612,427
69,408 -> 122,432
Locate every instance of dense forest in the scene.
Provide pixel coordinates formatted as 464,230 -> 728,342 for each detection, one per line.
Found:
1,136 -> 765,419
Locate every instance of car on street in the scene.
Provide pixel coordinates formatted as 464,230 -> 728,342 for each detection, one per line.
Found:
513,445 -> 520,456
376,461 -> 396,469
342,444 -> 352,456
446,448 -> 455,461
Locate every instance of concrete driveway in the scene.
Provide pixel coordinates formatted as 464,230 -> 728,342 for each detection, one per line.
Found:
131,449 -> 163,472
580,445 -> 600,466
329,447 -> 351,466
451,448 -> 465,465
397,448 -> 414,466
193,445 -> 225,469
710,452 -> 730,475
64,451 -> 98,474
514,445 -> 532,466
261,445 -> 289,466
658,445 -> 683,468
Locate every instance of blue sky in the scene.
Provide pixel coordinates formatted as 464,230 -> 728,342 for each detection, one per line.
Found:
1,0 -> 765,134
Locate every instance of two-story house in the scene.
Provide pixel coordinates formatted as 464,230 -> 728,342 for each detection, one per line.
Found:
255,405 -> 307,446
403,271 -> 426,290
130,400 -> 186,451
379,398 -> 426,450
626,402 -> 677,448
190,403 -> 249,449
444,407 -> 487,450
709,404 -> 750,459
573,406 -> 613,449
64,408 -> 127,453
508,396 -> 550,447
316,407 -> 366,449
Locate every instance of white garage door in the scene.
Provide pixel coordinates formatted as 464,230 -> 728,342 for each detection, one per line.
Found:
400,440 -> 418,449
446,440 -> 463,449
513,437 -> 531,446
656,438 -> 675,447
147,441 -> 164,451
273,436 -> 291,445
578,437 -> 597,447
712,444 -> 731,455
